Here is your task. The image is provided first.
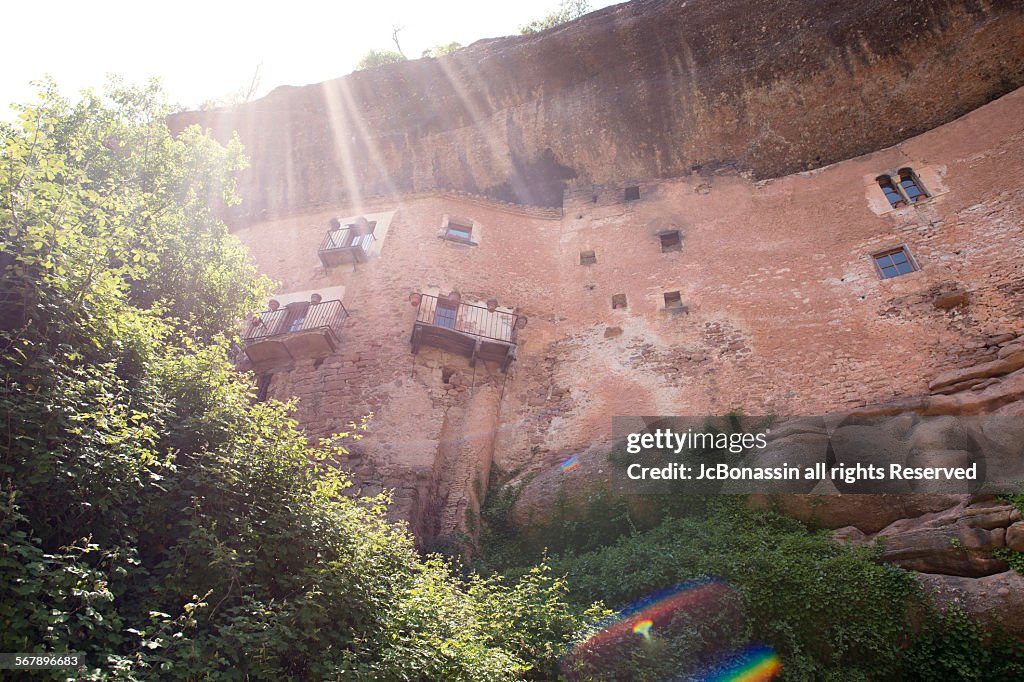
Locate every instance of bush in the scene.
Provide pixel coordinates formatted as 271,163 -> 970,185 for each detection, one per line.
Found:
0,81 -> 596,679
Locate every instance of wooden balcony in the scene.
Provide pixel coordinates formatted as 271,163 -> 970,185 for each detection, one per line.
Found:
318,222 -> 375,268
242,299 -> 348,368
410,294 -> 524,372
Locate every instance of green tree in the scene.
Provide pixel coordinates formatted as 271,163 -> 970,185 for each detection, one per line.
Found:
422,41 -> 464,58
0,80 -> 596,679
520,0 -> 591,34
355,49 -> 407,71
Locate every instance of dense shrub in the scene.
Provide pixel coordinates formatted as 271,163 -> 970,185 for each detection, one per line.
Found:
0,82 -> 595,680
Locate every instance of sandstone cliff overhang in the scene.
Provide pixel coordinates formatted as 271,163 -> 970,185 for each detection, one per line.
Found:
170,0 -> 1024,217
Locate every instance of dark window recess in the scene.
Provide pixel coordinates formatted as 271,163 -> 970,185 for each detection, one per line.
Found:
580,250 -> 597,265
876,175 -> 906,209
898,168 -> 929,203
873,247 -> 917,279
434,300 -> 458,329
624,186 -> 641,202
659,231 -> 682,252
255,374 -> 272,402
612,293 -> 628,309
445,220 -> 474,242
663,291 -> 683,308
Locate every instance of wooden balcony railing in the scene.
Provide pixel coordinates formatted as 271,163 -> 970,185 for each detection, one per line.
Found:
410,294 -> 524,371
242,299 -> 348,367
318,226 -> 375,267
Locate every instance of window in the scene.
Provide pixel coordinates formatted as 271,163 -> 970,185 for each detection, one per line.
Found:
898,168 -> 929,203
580,250 -> 596,265
285,303 -> 310,332
873,247 -> 918,279
434,300 -> 458,329
444,219 -> 474,243
624,186 -> 640,201
663,291 -> 683,309
612,294 -> 627,309
659,231 -> 682,252
876,175 -> 905,209
877,169 -> 930,209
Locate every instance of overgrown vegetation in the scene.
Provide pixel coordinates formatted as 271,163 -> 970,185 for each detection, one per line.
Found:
0,81 -> 597,680
354,49 -> 407,71
519,0 -> 592,35
477,474 -> 1024,680
422,42 -> 464,58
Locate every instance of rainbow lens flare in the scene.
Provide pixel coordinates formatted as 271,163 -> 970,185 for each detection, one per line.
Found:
561,579 -> 781,682
693,645 -> 781,682
560,455 -> 580,473
632,619 -> 653,639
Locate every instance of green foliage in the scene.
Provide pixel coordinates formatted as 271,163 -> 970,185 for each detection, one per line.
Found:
479,489 -> 1024,681
355,49 -> 407,71
899,605 -> 1024,681
0,81 -> 597,679
519,0 -> 591,35
543,503 -> 918,681
993,546 -> 1024,573
422,42 -> 464,58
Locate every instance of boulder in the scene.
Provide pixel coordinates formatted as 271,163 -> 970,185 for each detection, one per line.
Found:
1007,522 -> 1024,552
839,501 -> 1018,577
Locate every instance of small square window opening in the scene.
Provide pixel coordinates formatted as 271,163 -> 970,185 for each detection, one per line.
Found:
612,294 -> 627,309
873,247 -> 917,279
445,221 -> 473,242
624,186 -> 641,201
659,231 -> 682,252
663,291 -> 683,308
580,250 -> 597,265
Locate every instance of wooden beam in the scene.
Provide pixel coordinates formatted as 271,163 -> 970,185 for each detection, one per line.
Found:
501,344 -> 517,372
470,338 -> 482,367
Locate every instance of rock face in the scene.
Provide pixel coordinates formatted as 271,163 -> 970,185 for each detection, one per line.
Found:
169,0 -> 1024,219
838,499 -> 1020,577
920,571 -> 1024,636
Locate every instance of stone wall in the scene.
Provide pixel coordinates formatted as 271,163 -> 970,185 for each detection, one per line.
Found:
234,87 -> 1024,545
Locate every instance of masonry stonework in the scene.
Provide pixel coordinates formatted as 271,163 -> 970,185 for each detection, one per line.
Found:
231,86 -> 1024,546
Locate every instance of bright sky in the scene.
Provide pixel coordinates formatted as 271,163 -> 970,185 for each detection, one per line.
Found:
1,0 -> 620,117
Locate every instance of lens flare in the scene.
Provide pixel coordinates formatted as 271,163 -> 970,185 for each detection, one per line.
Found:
560,455 -> 580,473
693,645 -> 781,682
632,619 -> 653,638
562,579 -> 781,682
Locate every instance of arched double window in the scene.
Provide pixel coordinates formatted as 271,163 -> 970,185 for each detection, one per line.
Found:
877,168 -> 930,208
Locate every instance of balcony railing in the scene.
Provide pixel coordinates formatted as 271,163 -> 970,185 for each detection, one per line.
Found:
411,294 -> 522,371
318,226 -> 375,267
242,299 -> 348,367
243,299 -> 348,341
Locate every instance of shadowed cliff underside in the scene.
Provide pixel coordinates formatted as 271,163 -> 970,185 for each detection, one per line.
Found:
171,0 -> 1024,215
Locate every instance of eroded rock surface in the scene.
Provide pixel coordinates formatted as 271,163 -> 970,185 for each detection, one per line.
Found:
170,0 -> 1024,218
